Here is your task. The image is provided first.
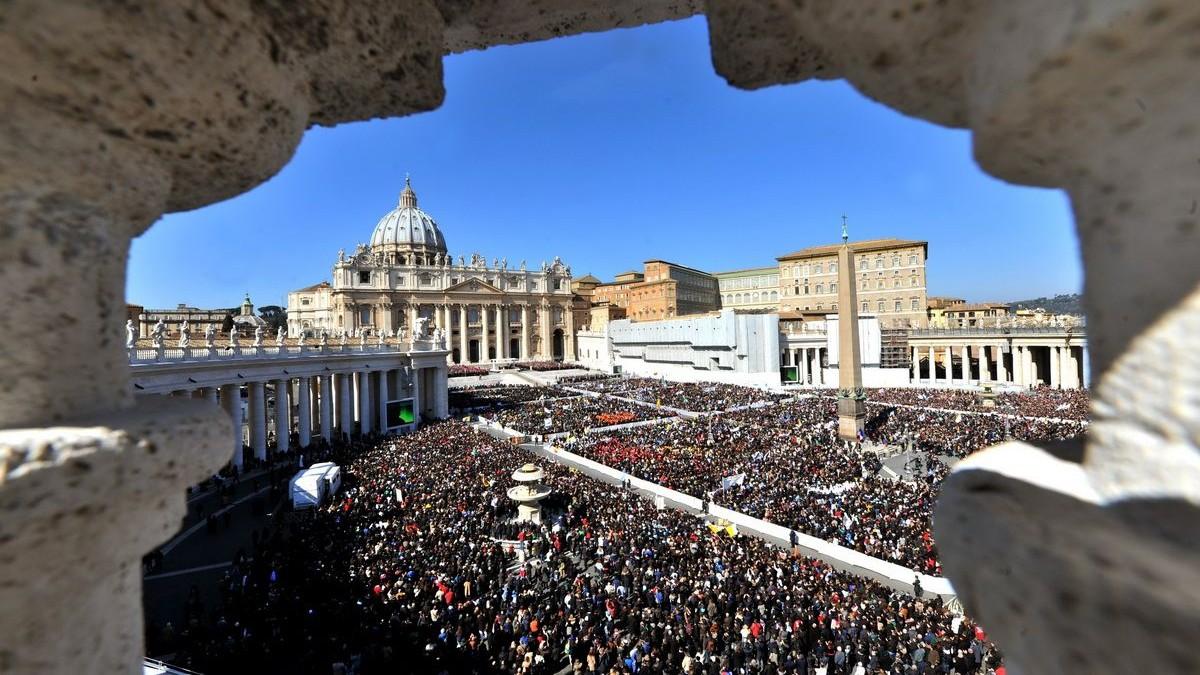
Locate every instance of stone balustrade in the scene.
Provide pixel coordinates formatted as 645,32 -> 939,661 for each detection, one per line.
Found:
128,338 -> 444,364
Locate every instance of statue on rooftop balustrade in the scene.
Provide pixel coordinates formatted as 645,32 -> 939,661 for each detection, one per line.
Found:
253,324 -> 263,347
178,321 -> 190,348
125,320 -> 135,350
228,326 -> 239,348
151,319 -> 165,348
275,326 -> 285,347
204,324 -> 215,348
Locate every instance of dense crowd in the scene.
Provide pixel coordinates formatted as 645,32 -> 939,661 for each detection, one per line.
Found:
450,364 -> 492,377
155,421 -> 1003,674
863,387 -> 1090,422
571,377 -> 785,413
485,396 -> 676,435
556,373 -> 619,385
516,360 -> 580,372
566,394 -> 1085,572
450,385 -> 580,413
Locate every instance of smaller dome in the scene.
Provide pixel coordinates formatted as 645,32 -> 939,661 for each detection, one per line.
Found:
368,177 -> 447,252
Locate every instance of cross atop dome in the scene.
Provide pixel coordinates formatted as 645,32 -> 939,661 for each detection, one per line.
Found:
399,174 -> 418,208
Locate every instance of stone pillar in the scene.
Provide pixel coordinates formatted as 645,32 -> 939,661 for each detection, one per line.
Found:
338,373 -> 354,437
376,369 -> 389,434
408,303 -> 419,337
297,377 -> 312,447
911,346 -> 919,382
357,370 -> 372,434
496,304 -> 507,360
521,304 -> 531,360
1050,345 -> 1062,389
927,346 -> 936,383
538,303 -> 551,359
481,301 -> 491,362
941,346 -> 953,385
412,367 -> 423,426
811,348 -> 821,386
564,303 -> 576,361
979,345 -> 990,382
273,378 -> 290,451
248,381 -> 267,461
835,241 -> 865,439
220,384 -> 244,469
319,374 -> 334,440
433,365 -> 450,418
961,344 -> 971,384
459,304 -> 469,364
1081,344 -> 1091,389
798,347 -> 808,384
998,345 -> 1010,383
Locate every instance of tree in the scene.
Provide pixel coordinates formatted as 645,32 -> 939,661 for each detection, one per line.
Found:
258,305 -> 287,332
221,313 -> 234,333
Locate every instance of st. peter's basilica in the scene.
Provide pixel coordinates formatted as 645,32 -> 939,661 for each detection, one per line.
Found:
287,178 -> 576,364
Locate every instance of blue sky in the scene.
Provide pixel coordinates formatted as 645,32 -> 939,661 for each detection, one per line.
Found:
129,16 -> 1080,310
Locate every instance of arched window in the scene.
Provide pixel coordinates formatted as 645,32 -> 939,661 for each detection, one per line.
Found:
815,283 -> 824,294
770,291 -> 778,302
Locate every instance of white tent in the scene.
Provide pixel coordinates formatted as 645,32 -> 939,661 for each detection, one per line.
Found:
289,462 -> 341,510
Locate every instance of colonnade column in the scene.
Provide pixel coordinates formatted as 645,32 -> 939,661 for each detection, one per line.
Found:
338,373 -> 354,437
319,374 -> 334,439
297,377 -> 311,447
941,346 -> 952,385
220,383 -> 243,469
998,346 -> 1010,383
911,346 -> 919,382
376,369 -> 389,434
274,378 -> 290,451
927,346 -> 936,383
979,345 -> 990,383
357,370 -> 372,434
961,345 -> 971,384
248,381 -> 266,461
408,304 -> 419,337
811,348 -> 822,385
1050,346 -> 1061,389
1081,344 -> 1091,389
412,367 -> 423,426
459,304 -> 469,364
520,305 -> 531,360
204,387 -> 219,406
481,302 -> 491,362
798,347 -> 808,384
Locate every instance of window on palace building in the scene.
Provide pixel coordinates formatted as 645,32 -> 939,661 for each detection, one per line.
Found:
816,304 -> 823,310
912,298 -> 920,310
816,283 -> 824,294
892,255 -> 900,267
832,303 -> 838,311
858,259 -> 866,270
830,262 -> 838,274
771,291 -> 778,301
877,300 -> 885,312
553,278 -> 562,290
803,285 -> 810,294
301,298 -> 310,306
895,300 -> 902,312
358,270 -> 371,284
419,274 -> 433,286
830,282 -> 838,293
910,254 -> 918,265
861,302 -> 868,312
875,258 -> 883,269
813,263 -> 822,274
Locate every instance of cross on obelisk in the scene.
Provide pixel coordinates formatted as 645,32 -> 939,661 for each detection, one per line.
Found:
836,216 -> 866,440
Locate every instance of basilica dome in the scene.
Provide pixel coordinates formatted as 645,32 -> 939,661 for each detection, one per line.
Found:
368,177 -> 447,252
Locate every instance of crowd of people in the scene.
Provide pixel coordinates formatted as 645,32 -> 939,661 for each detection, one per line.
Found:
154,421 -> 1003,674
863,387 -> 1090,422
485,396 -> 676,435
450,385 -> 580,413
572,377 -> 785,413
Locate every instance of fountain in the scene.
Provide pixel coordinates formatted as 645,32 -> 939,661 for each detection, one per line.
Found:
507,463 -> 552,524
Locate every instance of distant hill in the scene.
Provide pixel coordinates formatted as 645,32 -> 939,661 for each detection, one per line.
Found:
1007,293 -> 1082,315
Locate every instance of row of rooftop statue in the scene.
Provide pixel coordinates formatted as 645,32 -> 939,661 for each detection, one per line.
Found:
129,318 -> 442,352
338,246 -> 572,277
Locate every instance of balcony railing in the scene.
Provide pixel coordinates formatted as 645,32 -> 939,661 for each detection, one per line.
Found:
129,338 -> 444,364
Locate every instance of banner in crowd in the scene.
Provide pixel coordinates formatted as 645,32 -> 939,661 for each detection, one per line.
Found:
720,473 -> 747,490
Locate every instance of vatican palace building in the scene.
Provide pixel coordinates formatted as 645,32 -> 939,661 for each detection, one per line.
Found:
288,178 -> 576,364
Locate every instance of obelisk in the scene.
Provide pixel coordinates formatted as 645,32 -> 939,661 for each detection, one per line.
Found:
836,216 -> 866,440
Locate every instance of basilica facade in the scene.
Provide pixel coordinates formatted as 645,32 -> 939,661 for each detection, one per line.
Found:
287,179 -> 576,364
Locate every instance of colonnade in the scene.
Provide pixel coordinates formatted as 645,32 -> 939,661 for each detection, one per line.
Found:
782,346 -> 827,385
164,365 -> 449,468
910,343 -> 1088,390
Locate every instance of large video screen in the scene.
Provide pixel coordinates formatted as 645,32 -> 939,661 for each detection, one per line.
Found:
780,366 -> 799,383
386,398 -> 416,427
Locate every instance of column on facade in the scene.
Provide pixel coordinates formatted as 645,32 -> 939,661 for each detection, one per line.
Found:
203,387 -> 218,406
338,373 -> 354,436
220,383 -> 243,469
1050,345 -> 1061,389
520,304 -> 531,360
496,304 -> 507,360
941,346 -> 952,385
408,303 -> 419,339
1066,346 -> 1080,389
998,345 -> 1010,383
376,369 -> 389,434
357,370 -> 372,434
297,377 -> 311,447
811,348 -> 822,386
481,302 -> 491,362
538,303 -> 551,359
960,345 -> 971,384
927,346 -> 936,383
564,303 -> 575,361
458,304 -> 469,364
412,367 -> 423,426
979,345 -> 991,382
274,377 -> 290,451
248,381 -> 267,460
434,365 -> 450,418
319,374 -> 334,439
